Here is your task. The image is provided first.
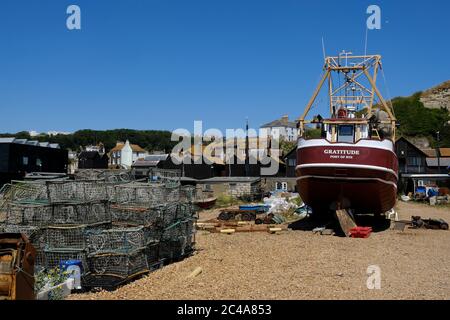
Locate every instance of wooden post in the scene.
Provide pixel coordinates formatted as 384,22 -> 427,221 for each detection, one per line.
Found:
328,72 -> 333,114
368,58 -> 380,115
336,209 -> 357,237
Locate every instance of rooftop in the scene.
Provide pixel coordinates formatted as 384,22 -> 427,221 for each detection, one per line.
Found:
426,157 -> 450,167
0,137 -> 60,149
439,148 -> 450,157
261,115 -> 297,129
110,141 -> 146,153
132,154 -> 169,167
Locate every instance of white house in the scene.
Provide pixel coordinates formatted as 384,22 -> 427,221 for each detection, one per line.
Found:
109,140 -> 148,168
260,115 -> 298,142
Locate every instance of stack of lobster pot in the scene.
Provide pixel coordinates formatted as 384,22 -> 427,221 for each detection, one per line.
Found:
42,180 -> 112,273
1,180 -> 112,271
110,181 -> 198,264
0,169 -> 199,290
83,226 -> 150,288
2,181 -> 51,268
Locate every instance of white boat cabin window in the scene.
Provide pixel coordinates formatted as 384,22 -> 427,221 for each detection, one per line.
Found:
337,125 -> 354,143
324,123 -> 368,142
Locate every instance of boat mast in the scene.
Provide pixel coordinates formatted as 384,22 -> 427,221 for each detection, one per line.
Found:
298,53 -> 396,139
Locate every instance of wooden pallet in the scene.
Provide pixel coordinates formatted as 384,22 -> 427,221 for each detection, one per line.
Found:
197,222 -> 287,234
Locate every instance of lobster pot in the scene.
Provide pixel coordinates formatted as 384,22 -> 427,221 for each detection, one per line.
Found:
161,219 -> 196,259
46,181 -> 82,203
101,170 -> 133,183
74,169 -> 103,181
143,225 -> 163,243
87,250 -> 149,278
162,219 -> 189,241
47,181 -> 108,203
180,186 -> 196,203
83,182 -> 108,202
7,182 -> 48,202
2,224 -> 40,238
144,241 -> 160,265
159,236 -> 187,261
176,203 -> 197,220
28,229 -> 47,268
159,204 -> 179,227
74,169 -> 132,182
110,222 -> 162,243
185,219 -> 196,249
52,201 -> 111,225
87,227 -> 146,255
44,249 -> 88,272
82,274 -> 126,290
106,184 -> 117,202
113,183 -> 165,206
164,185 -> 181,203
7,203 -> 52,226
45,225 -> 88,250
111,205 -> 161,226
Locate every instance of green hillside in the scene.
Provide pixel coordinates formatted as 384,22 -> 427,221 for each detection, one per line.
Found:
392,92 -> 450,147
0,129 -> 176,153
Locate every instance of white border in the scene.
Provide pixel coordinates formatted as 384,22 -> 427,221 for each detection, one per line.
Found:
296,163 -> 398,180
297,138 -> 396,155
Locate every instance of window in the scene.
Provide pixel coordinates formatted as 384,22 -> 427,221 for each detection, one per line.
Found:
337,125 -> 354,143
276,182 -> 288,191
407,157 -> 422,166
339,125 -> 354,136
288,159 -> 296,167
22,156 -> 29,165
36,158 -> 42,166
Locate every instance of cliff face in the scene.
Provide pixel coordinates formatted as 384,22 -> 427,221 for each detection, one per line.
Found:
420,80 -> 450,111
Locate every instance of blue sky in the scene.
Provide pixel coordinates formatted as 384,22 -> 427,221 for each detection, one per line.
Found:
0,0 -> 449,133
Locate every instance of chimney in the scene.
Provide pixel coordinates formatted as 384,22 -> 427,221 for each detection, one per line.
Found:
281,115 -> 289,124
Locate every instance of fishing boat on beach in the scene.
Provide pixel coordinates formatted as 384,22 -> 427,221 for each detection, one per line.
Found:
296,53 -> 398,215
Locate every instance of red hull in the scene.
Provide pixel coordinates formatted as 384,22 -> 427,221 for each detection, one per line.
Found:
296,139 -> 398,214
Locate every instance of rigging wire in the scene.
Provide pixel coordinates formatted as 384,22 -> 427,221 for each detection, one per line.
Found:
364,28 -> 369,57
